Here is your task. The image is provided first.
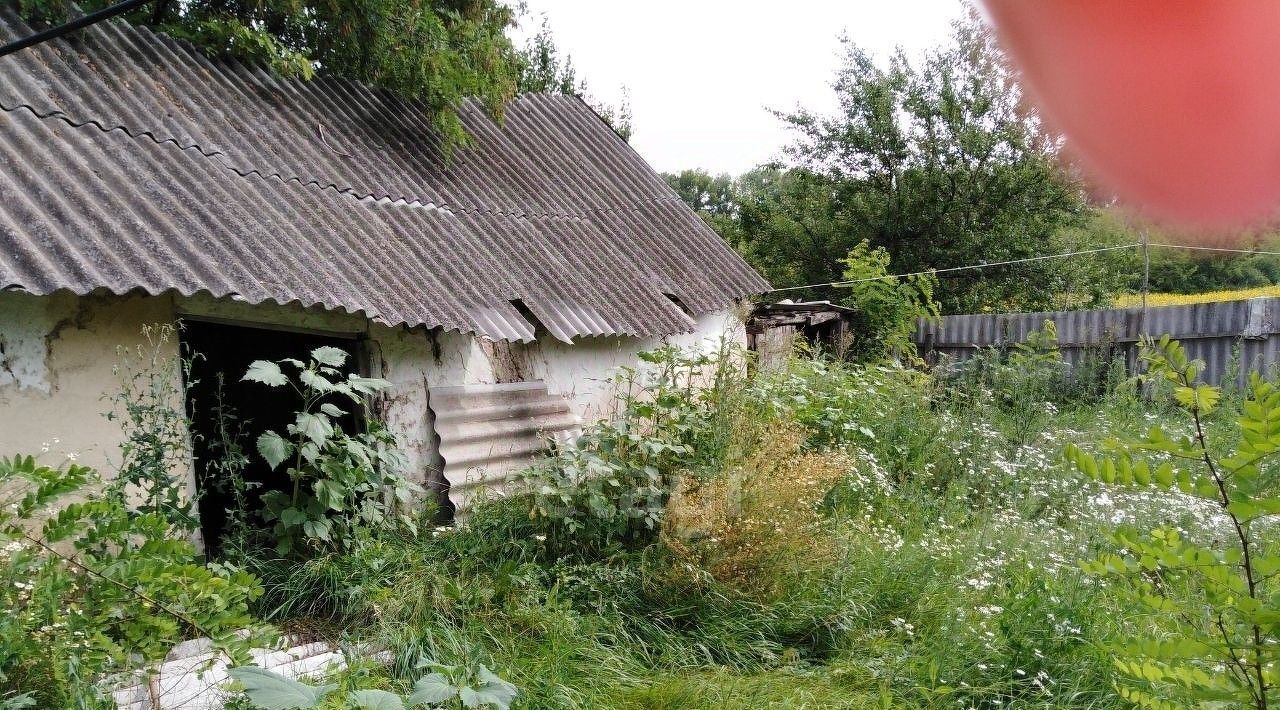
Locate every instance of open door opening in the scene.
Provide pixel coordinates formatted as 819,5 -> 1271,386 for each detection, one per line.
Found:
180,320 -> 362,556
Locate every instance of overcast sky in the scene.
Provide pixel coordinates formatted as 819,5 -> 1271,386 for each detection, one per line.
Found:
510,1 -> 965,176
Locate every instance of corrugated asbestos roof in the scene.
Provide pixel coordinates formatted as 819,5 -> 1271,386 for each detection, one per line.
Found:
0,10 -> 768,341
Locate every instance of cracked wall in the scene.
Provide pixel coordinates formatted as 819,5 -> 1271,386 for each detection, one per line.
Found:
0,290 -> 177,473
0,290 -> 63,392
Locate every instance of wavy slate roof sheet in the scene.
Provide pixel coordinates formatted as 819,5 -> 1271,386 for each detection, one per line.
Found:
0,11 -> 768,341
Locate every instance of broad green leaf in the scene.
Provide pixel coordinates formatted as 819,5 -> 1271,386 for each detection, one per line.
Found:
299,369 -> 336,393
310,346 -> 349,367
408,673 -> 458,706
320,403 -> 346,418
257,431 -> 294,470
1133,460 -> 1151,486
302,518 -> 332,541
295,412 -> 334,446
473,665 -> 517,709
243,360 -> 288,387
1172,384 -> 1221,414
227,666 -> 336,709
314,479 -> 346,512
1235,496 -> 1280,517
348,375 -> 393,394
349,689 -> 405,710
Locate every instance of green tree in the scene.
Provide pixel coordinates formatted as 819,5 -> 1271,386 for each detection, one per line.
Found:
20,0 -> 522,153
752,12 -> 1088,313
733,166 -> 849,301
663,169 -> 736,217
1067,209 -> 1280,299
662,168 -> 740,242
838,240 -> 939,361
518,15 -> 578,96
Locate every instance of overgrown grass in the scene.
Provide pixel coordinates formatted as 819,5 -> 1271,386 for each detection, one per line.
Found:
230,346 -> 1248,709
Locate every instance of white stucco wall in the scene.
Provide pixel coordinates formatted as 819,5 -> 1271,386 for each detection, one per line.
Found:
527,308 -> 748,423
0,291 -> 745,503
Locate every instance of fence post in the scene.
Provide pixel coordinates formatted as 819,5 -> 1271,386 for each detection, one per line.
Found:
1140,230 -> 1150,341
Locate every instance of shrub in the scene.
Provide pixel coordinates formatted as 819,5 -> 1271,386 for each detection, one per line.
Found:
838,239 -> 939,362
242,346 -> 422,555
662,425 -> 852,598
0,454 -> 271,707
520,345 -> 748,557
1067,335 -> 1280,709
105,323 -> 198,532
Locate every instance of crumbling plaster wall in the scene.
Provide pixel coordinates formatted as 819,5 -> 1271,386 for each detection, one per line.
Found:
0,290 -> 176,474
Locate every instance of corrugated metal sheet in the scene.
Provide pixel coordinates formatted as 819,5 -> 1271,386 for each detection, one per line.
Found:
0,11 -> 769,341
915,297 -> 1280,385
430,381 -> 579,510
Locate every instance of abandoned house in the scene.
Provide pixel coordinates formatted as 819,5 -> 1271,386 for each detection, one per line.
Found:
0,10 -> 769,537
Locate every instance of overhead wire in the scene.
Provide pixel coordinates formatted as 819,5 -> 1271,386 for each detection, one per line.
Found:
1149,243 -> 1280,258
763,241 -> 1280,295
0,0 -> 151,59
763,243 -> 1141,294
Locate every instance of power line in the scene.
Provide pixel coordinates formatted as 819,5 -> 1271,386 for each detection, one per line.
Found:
763,241 -> 1280,296
1149,243 -> 1280,258
0,0 -> 151,59
764,243 -> 1141,294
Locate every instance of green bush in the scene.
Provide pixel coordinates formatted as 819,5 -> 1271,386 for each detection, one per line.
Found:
520,344 -> 748,557
1068,335 -> 1280,709
241,346 -> 422,555
838,239 -> 939,362
0,454 -> 271,707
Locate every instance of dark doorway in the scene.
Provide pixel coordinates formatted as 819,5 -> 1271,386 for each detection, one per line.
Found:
180,320 -> 363,555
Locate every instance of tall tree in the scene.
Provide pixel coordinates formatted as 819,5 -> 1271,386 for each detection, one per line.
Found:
19,0 -> 522,153
753,11 -> 1090,313
517,15 -> 578,96
661,168 -> 740,244
662,169 -> 736,217
732,167 -> 849,301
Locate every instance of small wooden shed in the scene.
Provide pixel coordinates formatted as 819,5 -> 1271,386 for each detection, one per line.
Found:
747,300 -> 858,368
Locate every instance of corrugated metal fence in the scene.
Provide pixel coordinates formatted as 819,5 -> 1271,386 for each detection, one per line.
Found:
914,297 -> 1280,385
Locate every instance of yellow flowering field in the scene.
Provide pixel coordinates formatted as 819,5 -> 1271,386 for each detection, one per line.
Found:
1114,284 -> 1280,307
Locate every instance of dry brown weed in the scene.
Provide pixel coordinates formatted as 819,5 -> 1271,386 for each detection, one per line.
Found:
662,424 -> 853,598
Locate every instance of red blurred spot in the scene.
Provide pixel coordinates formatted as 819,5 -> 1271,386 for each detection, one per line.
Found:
983,0 -> 1280,232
